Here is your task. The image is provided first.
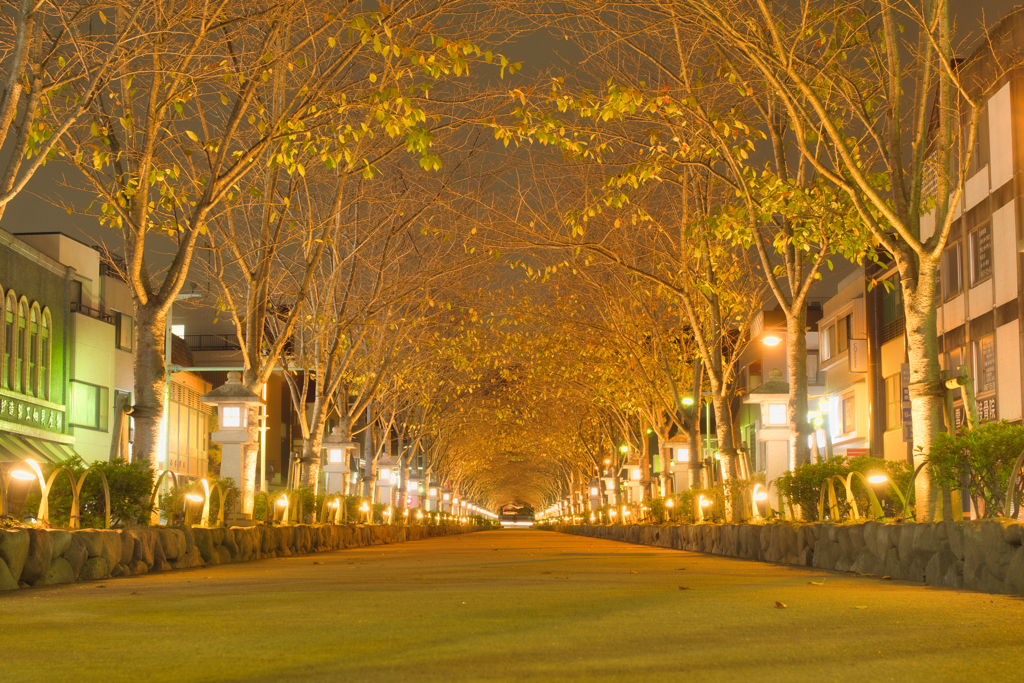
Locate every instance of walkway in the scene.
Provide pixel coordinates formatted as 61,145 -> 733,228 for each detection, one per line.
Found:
3,529 -> 1022,681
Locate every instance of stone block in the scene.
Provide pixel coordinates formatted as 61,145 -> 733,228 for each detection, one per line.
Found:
62,535 -> 88,578
943,560 -> 964,588
48,529 -> 72,562
925,548 -> 959,586
128,559 -> 149,576
848,525 -> 866,555
156,528 -> 185,561
110,563 -> 126,577
192,528 -> 214,563
118,531 -> 135,566
128,529 -> 157,566
1003,523 -> 1022,547
863,522 -> 880,558
874,525 -> 895,561
0,529 -> 30,582
94,530 -> 122,567
172,546 -> 203,570
0,557 -> 18,591
884,547 -> 905,580
20,528 -> 54,584
79,556 -> 108,581
215,546 -> 231,564
153,558 -> 171,572
221,529 -> 240,559
1004,547 -> 1024,596
852,549 -> 883,576
979,521 -> 1016,582
946,522 -> 966,560
35,557 -> 75,586
75,529 -> 105,558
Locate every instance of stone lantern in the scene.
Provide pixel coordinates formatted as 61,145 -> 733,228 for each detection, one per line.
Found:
375,453 -> 399,506
587,476 -> 602,511
622,455 -> 644,504
426,482 -> 439,512
201,372 -> 265,523
440,485 -> 453,514
322,427 -> 360,496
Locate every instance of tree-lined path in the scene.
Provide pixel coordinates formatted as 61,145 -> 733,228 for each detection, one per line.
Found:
2,530 -> 1022,682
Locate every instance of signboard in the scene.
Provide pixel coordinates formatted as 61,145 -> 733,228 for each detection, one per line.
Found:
901,364 -> 913,443
849,339 -> 868,373
0,394 -> 65,434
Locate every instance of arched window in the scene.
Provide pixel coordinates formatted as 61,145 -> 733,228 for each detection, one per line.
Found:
28,303 -> 40,397
39,308 -> 51,401
0,287 -> 7,390
16,296 -> 28,393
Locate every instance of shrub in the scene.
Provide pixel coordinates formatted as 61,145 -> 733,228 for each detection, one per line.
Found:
776,456 -> 913,521
928,420 -> 1024,517
22,456 -> 154,528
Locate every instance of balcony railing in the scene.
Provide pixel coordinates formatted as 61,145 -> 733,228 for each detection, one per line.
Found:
184,333 -> 242,351
70,301 -> 112,323
880,316 -> 905,345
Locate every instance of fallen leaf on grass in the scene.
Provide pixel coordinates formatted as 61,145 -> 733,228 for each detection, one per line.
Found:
96,585 -> 107,589
807,579 -> 825,585
854,606 -> 868,610
775,601 -> 787,609
540,571 -> 552,575
629,570 -> 638,574
678,586 -> 690,591
676,567 -> 687,571
882,576 -> 892,580
313,561 -> 325,565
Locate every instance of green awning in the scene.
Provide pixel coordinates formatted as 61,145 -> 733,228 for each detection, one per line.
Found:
0,433 -> 78,464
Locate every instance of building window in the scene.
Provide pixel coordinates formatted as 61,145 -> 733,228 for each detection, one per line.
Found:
39,308 -> 50,401
70,380 -> 110,431
943,241 -> 963,300
1,291 -> 12,390
221,406 -> 242,428
27,304 -> 39,397
842,396 -> 856,434
969,221 -> 992,286
969,103 -> 990,176
973,334 -> 996,395
822,314 -> 851,360
115,312 -> 133,351
884,374 -> 901,432
767,403 -> 787,425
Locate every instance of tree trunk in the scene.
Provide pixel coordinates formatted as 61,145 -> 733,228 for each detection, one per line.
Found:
132,303 -> 167,468
240,404 -> 260,515
901,255 -> 944,521
786,308 -> 811,470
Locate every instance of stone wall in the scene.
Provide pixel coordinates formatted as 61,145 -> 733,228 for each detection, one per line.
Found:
0,524 -> 476,591
554,520 -> 1024,596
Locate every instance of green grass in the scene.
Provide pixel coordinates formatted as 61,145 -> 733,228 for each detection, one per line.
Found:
2,529 -> 1022,682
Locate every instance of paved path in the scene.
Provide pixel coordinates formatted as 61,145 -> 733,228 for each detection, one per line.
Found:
3,529 -> 1022,682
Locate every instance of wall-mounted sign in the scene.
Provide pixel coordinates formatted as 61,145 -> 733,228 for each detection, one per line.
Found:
849,339 -> 868,373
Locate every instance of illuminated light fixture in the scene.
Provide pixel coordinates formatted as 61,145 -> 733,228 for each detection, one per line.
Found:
619,445 -> 628,453
681,397 -> 694,406
603,458 -> 611,465
277,497 -> 287,507
754,491 -> 768,501
868,472 -> 888,484
665,498 -> 675,508
609,508 -> 617,516
416,511 -> 424,519
429,488 -> 438,497
360,502 -> 369,511
699,496 -> 711,507
630,469 -> 642,480
762,334 -> 782,346
442,493 -> 451,501
328,448 -> 343,465
590,487 -> 599,496
10,470 -> 35,481
185,493 -> 203,502
330,500 -> 340,508
675,449 -> 689,463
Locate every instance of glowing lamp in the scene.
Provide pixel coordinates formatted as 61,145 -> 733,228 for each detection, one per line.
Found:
762,334 -> 781,346
868,472 -> 888,484
10,470 -> 34,481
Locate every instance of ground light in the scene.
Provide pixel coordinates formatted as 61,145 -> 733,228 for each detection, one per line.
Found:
762,334 -> 781,346
11,470 -> 35,480
868,472 -> 888,484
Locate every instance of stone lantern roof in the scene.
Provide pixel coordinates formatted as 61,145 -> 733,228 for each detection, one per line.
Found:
747,368 -> 790,397
200,372 -> 265,406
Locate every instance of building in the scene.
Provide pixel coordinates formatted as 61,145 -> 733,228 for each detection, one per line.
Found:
0,230 -> 211,481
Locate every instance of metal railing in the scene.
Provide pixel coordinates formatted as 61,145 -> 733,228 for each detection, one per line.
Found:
880,316 -> 905,344
184,334 -> 242,351
70,301 -> 112,323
